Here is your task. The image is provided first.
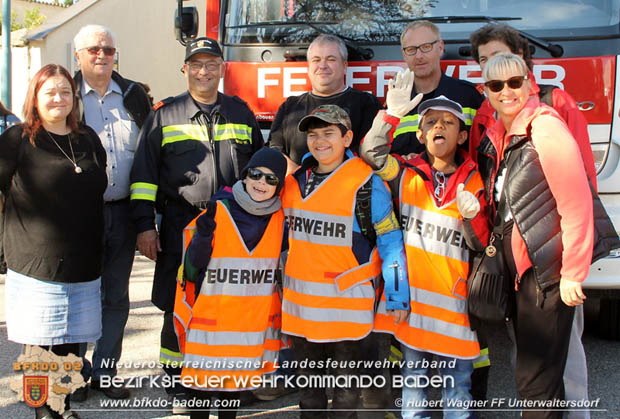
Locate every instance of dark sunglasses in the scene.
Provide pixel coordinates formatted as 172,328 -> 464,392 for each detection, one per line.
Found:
484,75 -> 528,93
247,168 -> 279,186
82,46 -> 117,56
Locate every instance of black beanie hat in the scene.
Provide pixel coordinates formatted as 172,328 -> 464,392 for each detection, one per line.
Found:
241,147 -> 287,193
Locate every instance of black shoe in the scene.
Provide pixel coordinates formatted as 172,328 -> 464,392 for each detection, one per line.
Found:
70,385 -> 88,402
61,410 -> 82,419
90,379 -> 130,399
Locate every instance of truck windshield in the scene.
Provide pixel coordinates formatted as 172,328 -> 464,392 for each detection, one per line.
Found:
224,0 -> 620,44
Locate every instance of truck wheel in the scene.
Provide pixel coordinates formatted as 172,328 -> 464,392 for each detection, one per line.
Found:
598,298 -> 620,340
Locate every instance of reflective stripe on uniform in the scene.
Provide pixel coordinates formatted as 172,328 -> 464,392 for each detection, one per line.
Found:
389,344 -> 403,363
394,114 -> 420,138
214,123 -> 253,143
160,347 -> 184,365
400,202 -> 470,263
284,207 -> 353,247
162,124 -> 208,146
182,352 -> 265,371
377,300 -> 477,344
473,347 -> 490,369
187,329 -> 273,348
410,286 -> 467,314
130,182 -> 158,201
199,257 -> 280,297
282,298 -> 375,325
393,108 -> 476,140
462,107 -> 477,126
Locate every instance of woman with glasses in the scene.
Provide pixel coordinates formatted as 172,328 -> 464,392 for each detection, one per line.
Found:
174,147 -> 288,419
0,64 -> 107,419
476,53 -> 594,418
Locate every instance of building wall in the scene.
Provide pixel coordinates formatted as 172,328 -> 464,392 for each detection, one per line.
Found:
39,0 -> 208,103
4,0 -> 208,112
2,45 -> 41,118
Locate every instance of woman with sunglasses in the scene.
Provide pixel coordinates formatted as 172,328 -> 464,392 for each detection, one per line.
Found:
476,52 -> 594,418
174,147 -> 287,418
0,64 -> 107,419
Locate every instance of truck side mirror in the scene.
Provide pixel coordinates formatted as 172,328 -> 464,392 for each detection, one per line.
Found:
175,5 -> 199,45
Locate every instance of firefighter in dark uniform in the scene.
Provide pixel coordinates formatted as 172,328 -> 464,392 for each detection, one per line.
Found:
129,37 -> 264,403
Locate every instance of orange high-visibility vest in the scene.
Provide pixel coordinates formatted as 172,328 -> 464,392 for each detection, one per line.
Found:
374,168 -> 481,359
281,157 -> 382,342
173,201 -> 284,390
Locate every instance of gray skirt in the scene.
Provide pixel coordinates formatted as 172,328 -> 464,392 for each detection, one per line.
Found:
5,269 -> 102,345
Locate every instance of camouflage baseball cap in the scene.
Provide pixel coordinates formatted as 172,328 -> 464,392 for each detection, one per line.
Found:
298,105 -> 352,132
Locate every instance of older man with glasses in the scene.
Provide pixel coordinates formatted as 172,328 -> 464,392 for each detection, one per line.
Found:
71,24 -> 152,402
130,36 -> 264,411
390,21 -> 484,156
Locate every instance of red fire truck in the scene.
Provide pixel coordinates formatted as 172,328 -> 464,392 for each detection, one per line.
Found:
175,0 -> 620,339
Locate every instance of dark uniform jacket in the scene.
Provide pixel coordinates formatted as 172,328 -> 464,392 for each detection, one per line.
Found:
130,91 -> 263,310
391,73 -> 483,155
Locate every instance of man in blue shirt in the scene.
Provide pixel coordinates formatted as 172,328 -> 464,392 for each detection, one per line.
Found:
72,24 -> 151,401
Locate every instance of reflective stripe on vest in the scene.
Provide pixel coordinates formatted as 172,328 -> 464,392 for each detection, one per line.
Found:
281,157 -> 380,342
129,182 -> 158,202
374,168 -> 483,359
176,201 -> 284,390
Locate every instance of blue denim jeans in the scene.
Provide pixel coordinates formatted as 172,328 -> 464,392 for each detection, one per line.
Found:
400,346 -> 475,419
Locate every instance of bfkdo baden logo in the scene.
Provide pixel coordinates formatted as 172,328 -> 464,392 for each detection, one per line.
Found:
11,346 -> 86,415
23,376 -> 48,408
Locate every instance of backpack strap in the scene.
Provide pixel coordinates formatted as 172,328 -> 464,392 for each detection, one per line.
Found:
538,84 -> 555,107
355,178 -> 377,245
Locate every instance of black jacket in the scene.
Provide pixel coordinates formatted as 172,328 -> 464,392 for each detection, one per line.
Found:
0,125 -> 108,282
130,91 -> 264,234
74,70 -> 152,129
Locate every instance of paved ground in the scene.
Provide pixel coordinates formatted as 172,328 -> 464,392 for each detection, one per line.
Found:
1,255 -> 619,418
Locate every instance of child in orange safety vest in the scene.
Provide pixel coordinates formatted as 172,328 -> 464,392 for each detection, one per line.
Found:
281,104 -> 409,417
360,70 -> 491,418
173,147 -> 288,419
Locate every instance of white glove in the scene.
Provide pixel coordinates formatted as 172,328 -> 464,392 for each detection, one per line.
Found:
386,69 -> 423,119
456,183 -> 480,219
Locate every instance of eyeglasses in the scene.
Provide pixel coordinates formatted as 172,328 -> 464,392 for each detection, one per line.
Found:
187,61 -> 221,72
81,46 -> 116,56
247,168 -> 279,186
402,40 -> 439,56
484,75 -> 528,93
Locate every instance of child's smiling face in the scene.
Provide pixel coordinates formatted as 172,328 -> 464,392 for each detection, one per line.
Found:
243,166 -> 278,202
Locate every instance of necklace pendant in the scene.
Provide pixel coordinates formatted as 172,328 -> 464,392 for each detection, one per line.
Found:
74,166 -> 82,174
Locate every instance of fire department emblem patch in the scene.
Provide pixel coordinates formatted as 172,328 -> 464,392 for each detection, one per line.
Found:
23,376 -> 48,408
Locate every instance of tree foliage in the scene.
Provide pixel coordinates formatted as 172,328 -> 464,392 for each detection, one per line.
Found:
24,7 -> 47,30
0,7 -> 47,34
